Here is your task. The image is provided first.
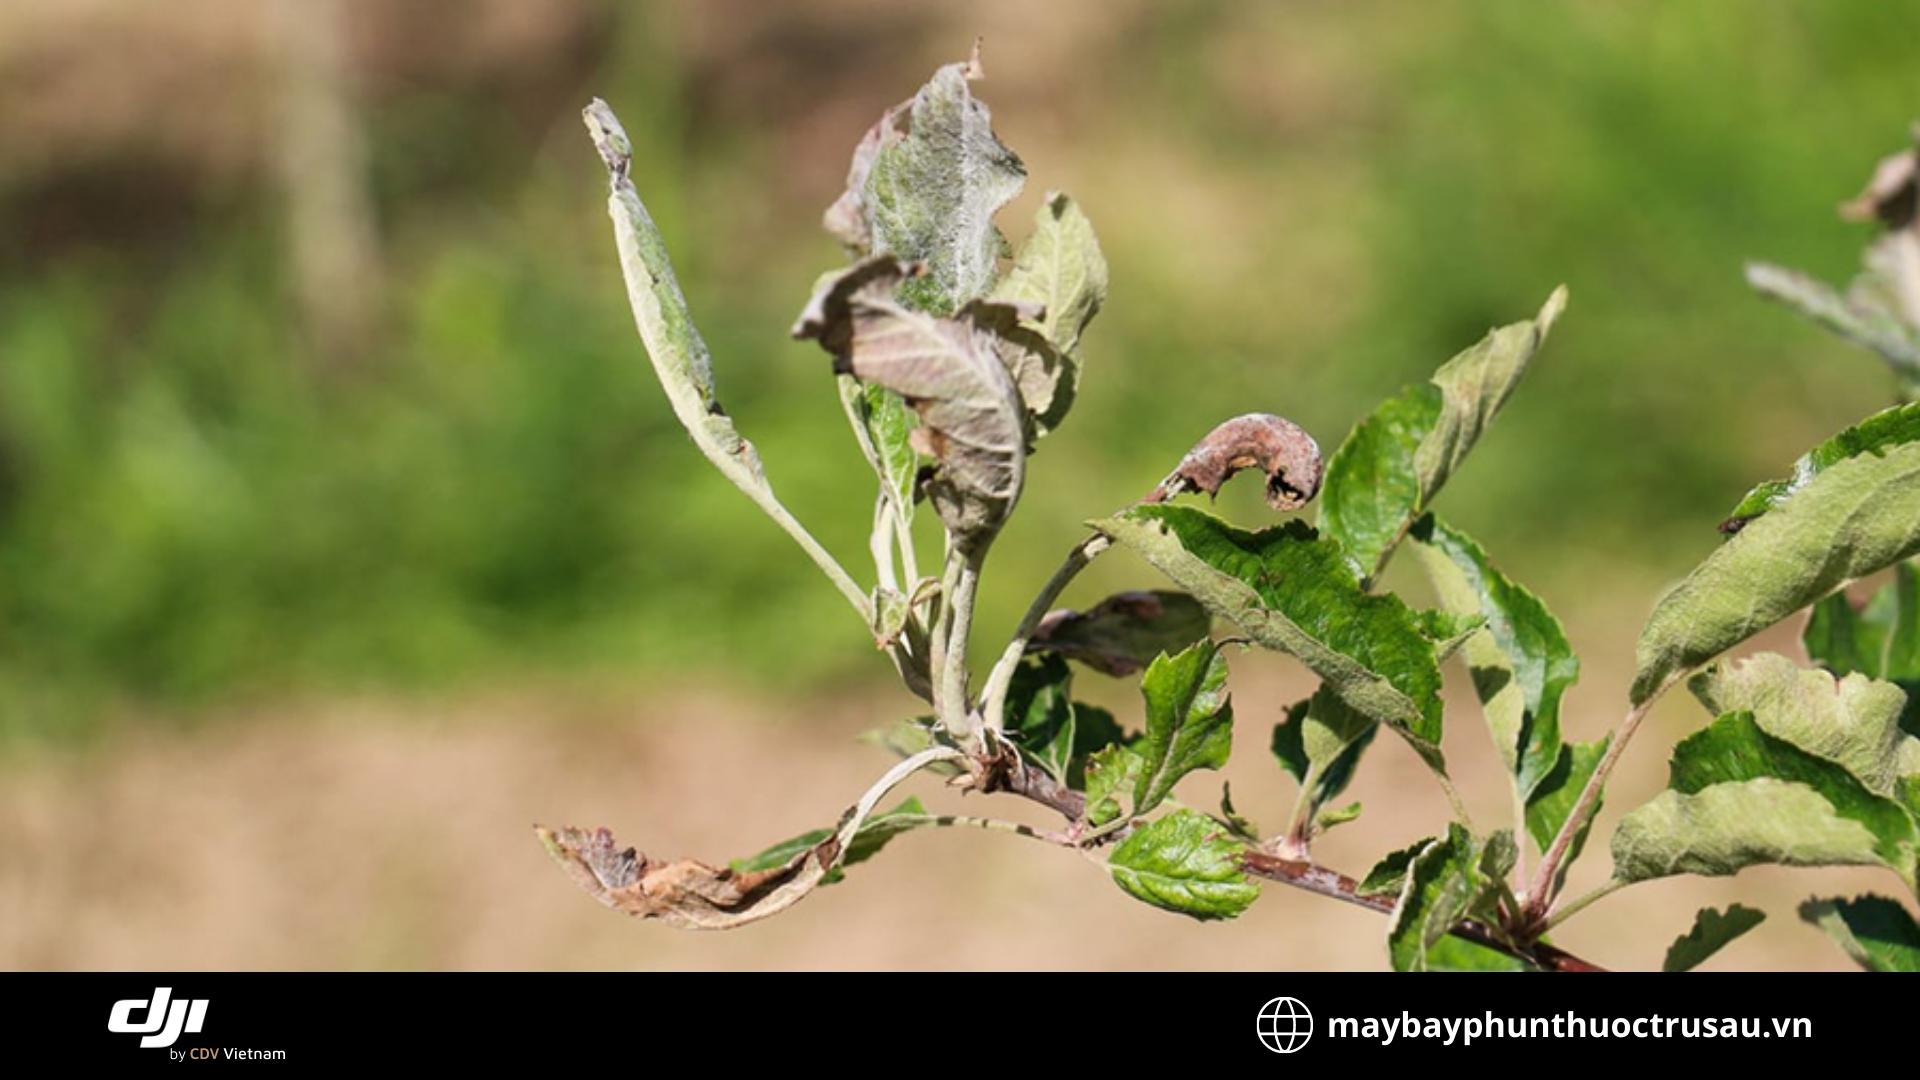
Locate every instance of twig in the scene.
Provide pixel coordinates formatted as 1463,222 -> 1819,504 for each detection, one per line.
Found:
974,745 -> 1607,971
1522,677 -> 1678,923
979,533 -> 1113,731
1239,851 -> 1606,973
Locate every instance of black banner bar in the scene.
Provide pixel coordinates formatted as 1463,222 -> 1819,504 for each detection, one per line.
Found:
1,972 -> 1892,1066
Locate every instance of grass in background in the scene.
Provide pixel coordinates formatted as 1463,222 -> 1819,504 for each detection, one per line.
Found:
1,1 -> 1916,742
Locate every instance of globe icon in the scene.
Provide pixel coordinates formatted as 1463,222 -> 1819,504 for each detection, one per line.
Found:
1256,996 -> 1313,1053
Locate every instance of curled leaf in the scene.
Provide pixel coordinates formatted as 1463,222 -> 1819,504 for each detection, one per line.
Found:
537,746 -> 957,929
1028,589 -> 1211,676
535,825 -> 815,931
826,43 -> 1026,314
1148,413 -> 1325,512
583,99 -> 766,489
795,257 -> 1028,549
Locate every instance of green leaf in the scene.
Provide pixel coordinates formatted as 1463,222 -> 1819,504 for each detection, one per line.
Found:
1426,936 -> 1532,972
838,377 -> 919,525
1410,516 -> 1578,801
1082,743 -> 1143,826
795,258 -> 1027,550
1799,894 -> 1920,971
1357,838 -> 1431,898
1318,385 -> 1439,583
1389,824 -> 1496,971
990,192 -> 1108,435
1804,563 -> 1920,684
1133,640 -> 1234,815
1690,652 -> 1920,797
832,51 -> 1027,315
1663,904 -> 1766,972
1002,655 -> 1129,787
1272,687 -> 1380,838
1315,802 -> 1364,832
1631,438 -> 1920,704
1523,737 -> 1609,883
1723,401 -> 1920,528
1003,655 -> 1076,781
1093,504 -> 1450,769
1107,809 -> 1259,920
1028,590 -> 1211,678
1319,288 -> 1566,583
730,797 -> 930,884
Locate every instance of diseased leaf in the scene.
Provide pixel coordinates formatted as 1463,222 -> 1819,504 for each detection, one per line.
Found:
1611,779 -> 1888,885
1389,824 -> 1497,971
1093,504 -> 1451,769
1800,894 -> 1920,972
1133,640 -> 1234,815
1661,712 -> 1915,871
1690,652 -> 1920,797
1524,737 -> 1609,883
834,47 -> 1027,314
1722,402 -> 1920,530
582,100 -> 778,504
990,192 -> 1107,434
537,776 -> 933,931
1149,413 -> 1326,513
1107,808 -> 1259,920
795,257 -> 1028,550
1663,904 -> 1766,972
1410,515 -> 1577,801
731,797 -> 931,883
1631,439 -> 1920,704
1320,288 -> 1566,583
1745,262 -> 1920,383
1029,590 -> 1211,677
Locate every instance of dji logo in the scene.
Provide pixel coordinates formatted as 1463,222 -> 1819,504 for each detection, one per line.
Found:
108,987 -> 208,1049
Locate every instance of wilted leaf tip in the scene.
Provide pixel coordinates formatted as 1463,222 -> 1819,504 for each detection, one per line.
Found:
581,98 -> 632,180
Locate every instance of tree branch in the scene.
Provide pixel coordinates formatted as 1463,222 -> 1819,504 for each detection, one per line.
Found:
973,746 -> 1607,972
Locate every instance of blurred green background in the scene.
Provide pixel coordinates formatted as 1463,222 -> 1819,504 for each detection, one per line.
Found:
2,0 -> 1916,742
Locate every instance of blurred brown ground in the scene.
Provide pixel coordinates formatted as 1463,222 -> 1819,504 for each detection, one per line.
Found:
0,621 -> 1891,971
